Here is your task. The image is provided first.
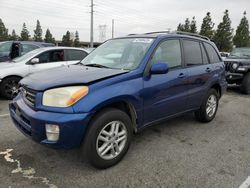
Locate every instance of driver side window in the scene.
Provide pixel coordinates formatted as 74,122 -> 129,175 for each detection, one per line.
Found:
151,39 -> 182,69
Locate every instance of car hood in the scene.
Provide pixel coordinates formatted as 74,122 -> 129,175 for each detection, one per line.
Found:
20,65 -> 128,91
224,58 -> 250,65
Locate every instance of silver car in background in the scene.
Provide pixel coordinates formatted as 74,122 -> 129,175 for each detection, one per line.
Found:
0,47 -> 89,99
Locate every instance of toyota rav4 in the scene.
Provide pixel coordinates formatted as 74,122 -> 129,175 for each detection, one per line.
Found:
9,31 -> 227,169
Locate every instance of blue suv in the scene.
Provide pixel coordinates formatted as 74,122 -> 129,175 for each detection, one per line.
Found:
9,31 -> 227,169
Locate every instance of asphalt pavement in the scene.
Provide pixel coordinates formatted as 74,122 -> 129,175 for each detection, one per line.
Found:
0,88 -> 249,188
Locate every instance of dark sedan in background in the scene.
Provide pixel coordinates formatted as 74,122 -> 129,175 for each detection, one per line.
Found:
0,41 -> 54,62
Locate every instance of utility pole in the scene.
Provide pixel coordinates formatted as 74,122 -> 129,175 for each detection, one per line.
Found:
90,0 -> 94,48
112,19 -> 114,38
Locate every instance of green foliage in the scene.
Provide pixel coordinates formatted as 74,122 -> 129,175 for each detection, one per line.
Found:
44,29 -> 55,43
33,20 -> 43,42
8,29 -> 18,41
213,10 -> 234,52
0,18 -> 8,41
20,23 -> 30,41
190,17 -> 197,33
233,11 -> 250,47
62,31 -> 73,47
184,18 -> 191,32
200,12 -> 215,39
177,17 -> 196,33
74,31 -> 80,47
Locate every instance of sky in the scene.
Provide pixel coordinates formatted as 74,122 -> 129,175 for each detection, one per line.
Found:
0,0 -> 250,42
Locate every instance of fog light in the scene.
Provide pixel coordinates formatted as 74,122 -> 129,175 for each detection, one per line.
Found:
45,124 -> 60,142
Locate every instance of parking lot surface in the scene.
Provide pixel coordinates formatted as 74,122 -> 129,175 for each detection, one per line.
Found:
0,88 -> 249,188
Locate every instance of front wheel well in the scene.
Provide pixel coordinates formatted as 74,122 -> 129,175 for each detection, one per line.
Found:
211,83 -> 221,98
90,101 -> 138,133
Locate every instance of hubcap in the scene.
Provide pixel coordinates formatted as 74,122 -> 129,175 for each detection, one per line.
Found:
4,80 -> 19,98
206,94 -> 217,117
96,121 -> 127,160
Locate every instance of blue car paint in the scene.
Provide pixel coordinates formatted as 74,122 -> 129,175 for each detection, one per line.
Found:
9,34 -> 227,149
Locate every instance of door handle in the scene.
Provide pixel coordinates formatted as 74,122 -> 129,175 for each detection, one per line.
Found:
206,67 -> 212,73
178,73 -> 186,78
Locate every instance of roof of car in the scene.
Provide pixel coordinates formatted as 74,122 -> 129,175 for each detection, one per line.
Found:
34,46 -> 89,53
2,40 -> 55,46
118,31 -> 211,43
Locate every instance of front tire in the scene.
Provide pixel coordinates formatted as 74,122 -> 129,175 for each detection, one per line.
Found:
82,108 -> 133,169
0,77 -> 21,100
241,73 -> 250,94
195,89 -> 219,123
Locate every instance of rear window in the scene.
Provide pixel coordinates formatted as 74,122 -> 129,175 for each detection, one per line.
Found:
65,50 -> 88,61
204,43 -> 221,63
183,40 -> 203,66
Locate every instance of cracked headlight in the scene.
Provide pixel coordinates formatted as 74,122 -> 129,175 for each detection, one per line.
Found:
43,86 -> 89,107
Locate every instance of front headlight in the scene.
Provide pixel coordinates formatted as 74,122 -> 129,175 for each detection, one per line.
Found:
43,86 -> 89,107
232,63 -> 238,69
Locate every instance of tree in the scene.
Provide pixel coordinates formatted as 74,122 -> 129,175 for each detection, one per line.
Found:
74,31 -> 80,47
33,20 -> 43,41
177,18 -> 191,32
9,29 -> 18,41
0,18 -> 8,41
61,31 -> 73,46
200,12 -> 215,39
44,29 -> 55,43
184,18 -> 191,32
20,23 -> 30,41
190,16 -> 197,33
213,10 -> 234,52
177,23 -> 185,32
233,11 -> 250,47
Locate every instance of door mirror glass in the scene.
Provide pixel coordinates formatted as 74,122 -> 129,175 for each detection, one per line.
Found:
150,62 -> 169,74
30,58 -> 39,64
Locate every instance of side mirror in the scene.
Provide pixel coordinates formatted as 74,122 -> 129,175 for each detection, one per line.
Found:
29,58 -> 39,64
150,62 -> 169,74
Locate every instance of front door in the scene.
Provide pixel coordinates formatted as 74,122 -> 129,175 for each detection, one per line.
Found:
143,39 -> 188,125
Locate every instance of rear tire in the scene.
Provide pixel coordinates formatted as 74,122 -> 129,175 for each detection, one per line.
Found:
82,108 -> 133,169
240,73 -> 250,94
195,89 -> 219,123
0,77 -> 21,100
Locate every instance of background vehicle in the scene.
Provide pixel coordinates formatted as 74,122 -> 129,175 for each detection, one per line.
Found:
0,47 -> 89,99
0,41 -> 55,62
224,47 -> 250,94
10,32 -> 227,169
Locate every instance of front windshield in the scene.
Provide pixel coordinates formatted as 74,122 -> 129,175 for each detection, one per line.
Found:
229,48 -> 250,59
12,48 -> 43,63
81,38 -> 154,70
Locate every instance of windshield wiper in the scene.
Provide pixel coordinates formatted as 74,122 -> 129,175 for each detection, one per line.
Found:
84,63 -> 111,69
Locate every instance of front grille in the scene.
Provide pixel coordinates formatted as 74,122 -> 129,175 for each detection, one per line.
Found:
21,87 -> 37,107
224,61 -> 238,72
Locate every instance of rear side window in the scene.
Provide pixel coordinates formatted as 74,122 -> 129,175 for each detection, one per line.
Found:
201,43 -> 209,64
204,43 -> 221,63
151,39 -> 182,69
183,40 -> 203,66
65,50 -> 88,61
22,44 -> 39,54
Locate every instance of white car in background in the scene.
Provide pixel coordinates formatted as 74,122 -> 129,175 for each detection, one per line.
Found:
0,47 -> 89,99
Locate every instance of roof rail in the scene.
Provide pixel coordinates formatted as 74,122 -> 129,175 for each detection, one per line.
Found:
144,31 -> 171,35
173,31 -> 210,41
141,30 -> 210,41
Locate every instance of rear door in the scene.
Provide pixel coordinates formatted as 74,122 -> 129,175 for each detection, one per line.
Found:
143,39 -> 189,125
182,39 -> 213,109
28,49 -> 67,74
65,49 -> 88,65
